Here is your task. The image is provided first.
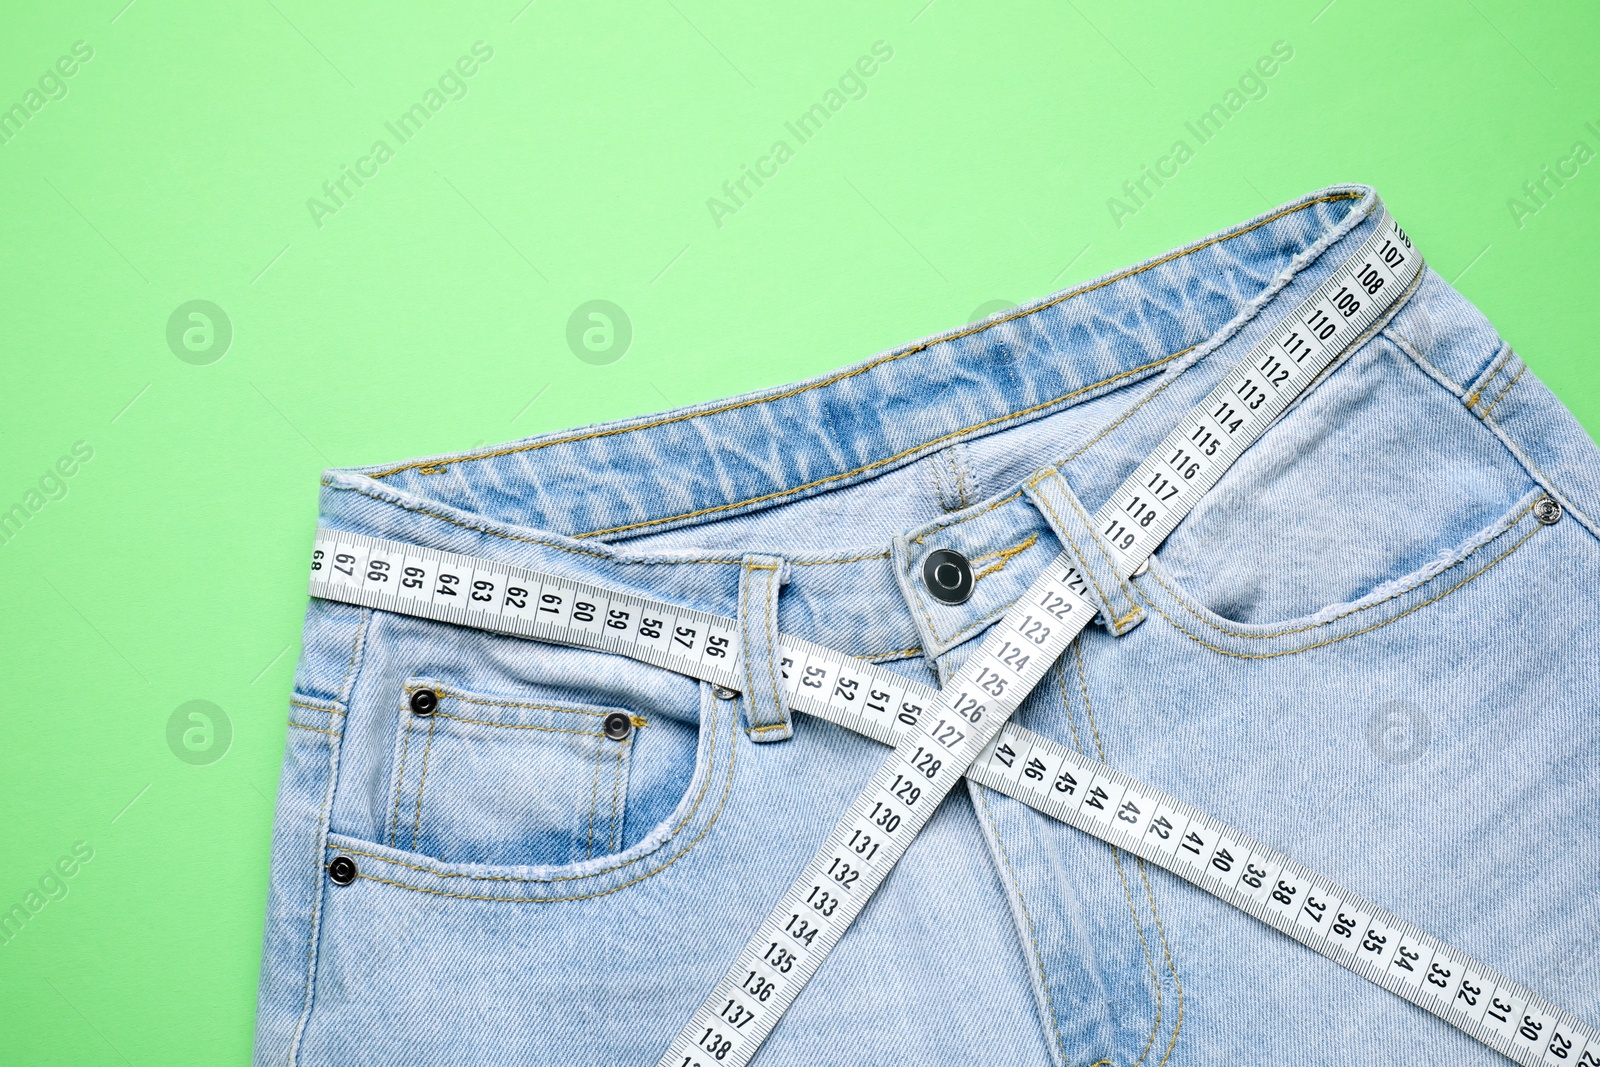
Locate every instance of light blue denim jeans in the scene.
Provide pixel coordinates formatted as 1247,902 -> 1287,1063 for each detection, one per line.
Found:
254,185 -> 1600,1065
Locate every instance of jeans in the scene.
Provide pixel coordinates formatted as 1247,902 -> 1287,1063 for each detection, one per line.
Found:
253,184 -> 1600,1065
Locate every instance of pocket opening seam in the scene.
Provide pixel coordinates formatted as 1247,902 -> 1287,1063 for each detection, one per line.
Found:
330,683 -> 732,895
1381,329 -> 1600,544
1147,494 -> 1538,641
327,723 -> 732,901
402,681 -> 616,719
430,709 -> 608,736
1140,518 -> 1542,659
384,688 -> 639,866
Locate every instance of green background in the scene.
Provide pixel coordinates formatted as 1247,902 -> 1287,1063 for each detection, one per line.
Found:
1,1 -> 1595,1061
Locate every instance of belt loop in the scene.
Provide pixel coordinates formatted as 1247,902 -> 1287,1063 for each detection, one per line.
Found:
738,553 -> 793,742
1023,466 -> 1146,636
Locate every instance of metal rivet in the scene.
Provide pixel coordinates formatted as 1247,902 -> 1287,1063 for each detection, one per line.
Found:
603,711 -> 633,741
409,688 -> 438,716
922,548 -> 974,605
1534,496 -> 1563,526
712,685 -> 739,701
328,855 -> 358,885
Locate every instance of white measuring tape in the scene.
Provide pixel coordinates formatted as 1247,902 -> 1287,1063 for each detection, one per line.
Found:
305,211 -> 1595,1066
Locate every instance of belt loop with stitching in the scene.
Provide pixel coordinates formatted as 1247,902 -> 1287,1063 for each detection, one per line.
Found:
1023,466 -> 1147,636
738,553 -> 793,742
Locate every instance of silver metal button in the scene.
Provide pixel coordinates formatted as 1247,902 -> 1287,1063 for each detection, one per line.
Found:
712,686 -> 739,701
327,855 -> 357,885
922,549 -> 974,605
1534,496 -> 1563,525
603,711 -> 634,741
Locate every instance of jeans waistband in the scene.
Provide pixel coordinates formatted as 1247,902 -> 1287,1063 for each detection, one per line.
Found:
315,184 -> 1408,680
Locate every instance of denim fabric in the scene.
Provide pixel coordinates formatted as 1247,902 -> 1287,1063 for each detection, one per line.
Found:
254,184 -> 1600,1066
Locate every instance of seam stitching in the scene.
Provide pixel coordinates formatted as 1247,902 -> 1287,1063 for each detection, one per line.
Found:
1463,406 -> 1600,541
1055,657 -> 1087,754
764,567 -> 783,735
1048,656 -> 1131,1065
1464,346 -> 1515,408
1481,364 -> 1527,418
407,682 -> 617,719
1140,857 -> 1186,1067
322,483 -> 742,563
585,731 -> 605,860
367,195 -> 1357,482
608,739 -> 628,853
740,564 -> 761,731
907,549 -> 1018,648
387,710 -> 415,848
790,551 -> 890,566
1078,643 -> 1177,1066
287,606 -> 368,1066
1063,347 -> 1198,464
290,699 -> 346,716
926,598 -> 1019,651
317,492 -> 893,570
431,711 -> 606,735
912,490 -> 1027,545
408,715 -> 438,853
1380,325 -> 1464,395
971,532 -> 1039,582
578,351 -> 1192,539
334,608 -> 371,704
1112,847 -> 1164,1067
975,786 -> 1068,1064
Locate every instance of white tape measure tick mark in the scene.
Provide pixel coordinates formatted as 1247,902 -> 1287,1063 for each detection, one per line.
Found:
306,213 -> 1597,1066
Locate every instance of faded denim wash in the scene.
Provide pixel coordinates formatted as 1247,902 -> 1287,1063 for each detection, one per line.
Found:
254,184 -> 1600,1065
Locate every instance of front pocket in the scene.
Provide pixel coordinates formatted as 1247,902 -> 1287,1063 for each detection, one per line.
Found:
1133,486 -> 1549,659
1150,336 -> 1534,627
385,677 -> 643,867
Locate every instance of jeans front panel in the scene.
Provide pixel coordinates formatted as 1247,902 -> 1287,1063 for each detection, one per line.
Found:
253,185 -> 1600,1066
